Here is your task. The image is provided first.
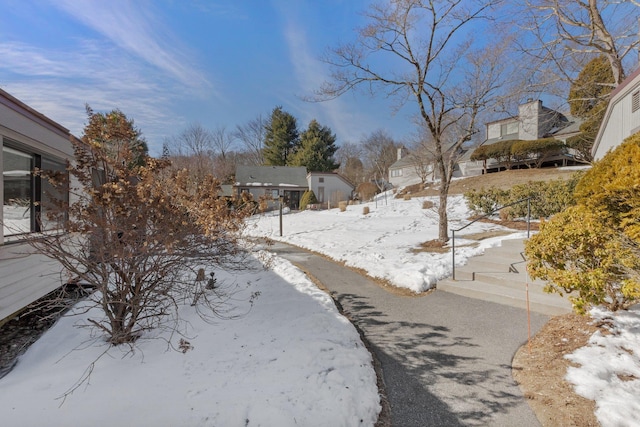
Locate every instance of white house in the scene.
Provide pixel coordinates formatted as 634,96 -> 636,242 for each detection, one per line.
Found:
459,99 -> 583,176
1,89 -> 75,322
388,147 -> 428,188
307,172 -> 354,206
593,66 -> 640,160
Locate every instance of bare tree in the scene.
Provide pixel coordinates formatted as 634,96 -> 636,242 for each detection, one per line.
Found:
234,114 -> 267,166
336,141 -> 365,185
211,126 -> 234,159
518,0 -> 639,93
407,135 -> 436,184
361,129 -> 399,192
165,123 -> 215,185
318,0 -> 504,241
30,110 -> 256,346
211,126 -> 237,182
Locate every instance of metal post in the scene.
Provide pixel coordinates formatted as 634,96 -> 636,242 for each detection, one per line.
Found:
451,229 -> 456,281
279,196 -> 283,237
527,198 -> 531,239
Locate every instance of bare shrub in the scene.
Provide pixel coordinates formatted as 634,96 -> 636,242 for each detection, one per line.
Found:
422,200 -> 434,209
363,206 -> 370,215
30,109 -> 256,345
339,201 -> 348,212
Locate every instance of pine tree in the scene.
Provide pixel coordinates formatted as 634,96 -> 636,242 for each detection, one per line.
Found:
291,119 -> 339,172
263,106 -> 299,166
566,56 -> 615,162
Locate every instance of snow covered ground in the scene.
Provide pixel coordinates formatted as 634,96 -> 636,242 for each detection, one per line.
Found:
1,192 -> 638,426
246,194 -> 525,293
0,254 -> 380,427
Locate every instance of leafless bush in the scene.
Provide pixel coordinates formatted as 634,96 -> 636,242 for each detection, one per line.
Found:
30,109 -> 256,345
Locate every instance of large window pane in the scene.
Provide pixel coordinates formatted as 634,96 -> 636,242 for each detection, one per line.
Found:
3,146 -> 33,236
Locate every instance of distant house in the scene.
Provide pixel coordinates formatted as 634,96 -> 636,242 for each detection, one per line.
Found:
234,165 -> 308,210
389,147 -> 430,188
593,67 -> 640,160
307,172 -> 354,207
1,88 -> 75,322
459,99 -> 583,176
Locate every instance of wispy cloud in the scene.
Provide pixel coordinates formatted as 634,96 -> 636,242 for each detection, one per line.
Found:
273,1 -> 372,143
50,0 -> 211,91
0,40 -> 189,151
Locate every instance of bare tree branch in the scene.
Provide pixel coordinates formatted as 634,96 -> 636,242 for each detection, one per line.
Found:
317,0 -> 504,241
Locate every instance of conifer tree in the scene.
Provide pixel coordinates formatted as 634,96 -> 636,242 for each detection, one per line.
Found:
263,106 -> 299,166
566,56 -> 615,163
291,119 -> 339,172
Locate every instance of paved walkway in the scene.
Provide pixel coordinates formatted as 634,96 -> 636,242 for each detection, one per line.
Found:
268,241 -> 549,427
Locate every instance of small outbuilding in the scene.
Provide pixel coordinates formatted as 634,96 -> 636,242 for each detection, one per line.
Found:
307,172 -> 354,207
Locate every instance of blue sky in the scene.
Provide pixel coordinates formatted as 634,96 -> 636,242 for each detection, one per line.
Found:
0,0 -> 418,155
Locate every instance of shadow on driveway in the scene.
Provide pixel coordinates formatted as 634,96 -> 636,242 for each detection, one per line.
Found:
268,241 -> 548,426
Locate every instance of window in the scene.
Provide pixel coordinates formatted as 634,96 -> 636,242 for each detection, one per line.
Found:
500,121 -> 519,136
391,169 -> 403,177
319,177 -> 324,183
633,91 -> 640,113
2,141 -> 69,237
3,146 -> 33,236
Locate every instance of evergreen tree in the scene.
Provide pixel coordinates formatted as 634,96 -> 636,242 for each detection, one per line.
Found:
263,106 -> 299,166
566,56 -> 615,162
291,119 -> 339,172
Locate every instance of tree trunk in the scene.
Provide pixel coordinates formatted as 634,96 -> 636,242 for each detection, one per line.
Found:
588,0 -> 625,85
437,158 -> 449,243
438,186 -> 449,243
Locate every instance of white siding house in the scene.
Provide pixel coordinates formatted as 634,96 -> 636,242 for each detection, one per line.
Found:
1,89 -> 75,322
593,67 -> 640,160
388,147 -> 434,188
307,172 -> 354,206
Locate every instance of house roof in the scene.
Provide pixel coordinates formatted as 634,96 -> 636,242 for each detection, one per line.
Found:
219,184 -> 234,197
235,165 -> 308,187
550,115 -> 583,138
0,88 -> 71,139
389,153 -> 419,169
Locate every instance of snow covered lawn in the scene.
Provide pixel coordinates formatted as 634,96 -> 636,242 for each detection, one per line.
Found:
245,194 -> 523,293
0,254 -> 380,427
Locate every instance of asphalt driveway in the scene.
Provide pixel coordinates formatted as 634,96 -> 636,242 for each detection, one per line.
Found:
267,241 -> 549,427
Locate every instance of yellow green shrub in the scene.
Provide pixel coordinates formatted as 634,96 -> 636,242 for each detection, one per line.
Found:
526,206 -> 640,314
526,132 -> 640,313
